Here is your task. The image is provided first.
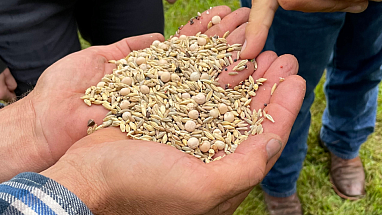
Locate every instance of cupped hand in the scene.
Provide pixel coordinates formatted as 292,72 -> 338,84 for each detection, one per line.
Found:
41,49 -> 305,214
24,6 -> 253,173
0,68 -> 17,101
240,0 -> 372,60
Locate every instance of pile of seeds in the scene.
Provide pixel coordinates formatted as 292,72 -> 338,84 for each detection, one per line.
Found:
82,32 -> 274,163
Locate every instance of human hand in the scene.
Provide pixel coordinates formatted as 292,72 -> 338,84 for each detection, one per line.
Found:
0,68 -> 17,102
41,49 -> 305,214
240,0 -> 374,60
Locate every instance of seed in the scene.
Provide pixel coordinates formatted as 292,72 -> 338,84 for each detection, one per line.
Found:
161,72 -> 171,82
185,120 -> 197,132
190,72 -> 201,81
182,93 -> 191,99
213,129 -> 222,136
87,119 -> 95,127
97,82 -> 105,87
159,43 -> 168,50
120,100 -> 130,110
179,35 -> 187,40
200,73 -> 209,80
187,137 -> 199,149
218,103 -> 228,114
140,85 -> 150,94
171,73 -> 180,82
188,109 -> 199,119
224,112 -> 234,122
120,88 -> 130,96
194,93 -> 206,104
136,56 -> 146,65
215,140 -> 225,150
190,43 -> 198,51
198,37 -> 207,46
159,59 -> 168,65
271,83 -> 277,95
122,77 -> 132,85
210,108 -> 220,118
122,112 -> 131,121
200,141 -> 211,152
211,15 -> 221,25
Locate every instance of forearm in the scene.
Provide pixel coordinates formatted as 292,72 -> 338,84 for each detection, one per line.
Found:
0,97 -> 51,182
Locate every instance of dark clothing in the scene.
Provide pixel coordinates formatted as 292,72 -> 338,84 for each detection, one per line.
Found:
0,0 -> 164,96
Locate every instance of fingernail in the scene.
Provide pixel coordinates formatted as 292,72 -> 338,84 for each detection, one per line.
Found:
242,40 -> 247,53
345,5 -> 363,13
266,139 -> 282,162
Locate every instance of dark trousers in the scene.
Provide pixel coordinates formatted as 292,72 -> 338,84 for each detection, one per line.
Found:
0,0 -> 164,96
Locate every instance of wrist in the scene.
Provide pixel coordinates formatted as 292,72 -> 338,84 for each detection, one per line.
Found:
0,96 -> 52,182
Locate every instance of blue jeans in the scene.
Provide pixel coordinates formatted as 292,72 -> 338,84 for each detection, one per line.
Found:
241,1 -> 382,197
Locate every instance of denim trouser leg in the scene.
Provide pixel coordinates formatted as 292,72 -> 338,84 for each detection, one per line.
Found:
241,0 -> 382,197
321,2 -> 382,159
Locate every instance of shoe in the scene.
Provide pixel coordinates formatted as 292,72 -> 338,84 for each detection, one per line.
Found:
263,192 -> 303,215
330,152 -> 366,200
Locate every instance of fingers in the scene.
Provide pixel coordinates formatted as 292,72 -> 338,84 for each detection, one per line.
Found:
0,69 -> 17,101
90,33 -> 165,61
240,0 -> 279,60
204,7 -> 251,37
3,68 -> 17,91
279,0 -> 369,13
250,54 -> 299,111
177,6 -> 232,36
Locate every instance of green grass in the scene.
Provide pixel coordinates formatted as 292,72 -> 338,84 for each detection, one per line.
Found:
162,1 -> 382,215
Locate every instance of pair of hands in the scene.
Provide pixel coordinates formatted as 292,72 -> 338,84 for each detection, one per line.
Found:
0,68 -> 16,101
32,7 -> 304,214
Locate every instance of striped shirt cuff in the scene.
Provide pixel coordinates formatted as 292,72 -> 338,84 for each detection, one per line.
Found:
0,172 -> 93,215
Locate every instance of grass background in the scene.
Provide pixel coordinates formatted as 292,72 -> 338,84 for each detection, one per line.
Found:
161,1 -> 382,215
1,0 -> 380,214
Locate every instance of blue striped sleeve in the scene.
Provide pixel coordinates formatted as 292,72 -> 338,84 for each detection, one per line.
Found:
0,172 -> 93,215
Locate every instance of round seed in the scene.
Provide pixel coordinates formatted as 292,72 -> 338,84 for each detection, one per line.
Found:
197,37 -> 207,46
179,35 -> 187,40
120,88 -> 131,96
224,112 -> 234,122
185,120 -> 197,132
159,43 -> 168,50
218,103 -> 228,114
189,43 -> 198,51
213,129 -> 222,136
120,100 -> 130,110
136,56 -> 146,65
182,93 -> 191,99
161,71 -> 171,82
187,137 -> 199,149
200,141 -> 211,152
152,40 -> 160,47
190,71 -> 201,81
200,73 -> 210,80
194,93 -> 206,104
211,15 -> 221,25
140,85 -> 150,94
171,36 -> 179,42
215,140 -> 225,150
127,57 -> 135,63
139,64 -> 147,70
158,71 -> 163,76
122,77 -> 133,85
188,110 -> 199,119
171,73 -> 180,82
159,59 -> 168,65
210,108 -> 220,118
122,112 -> 131,121
187,103 -> 195,110
97,82 -> 105,87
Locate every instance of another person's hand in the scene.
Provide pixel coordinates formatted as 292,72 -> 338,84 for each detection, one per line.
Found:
0,68 -> 17,101
240,0 -> 376,59
166,0 -> 177,4
41,50 -> 305,214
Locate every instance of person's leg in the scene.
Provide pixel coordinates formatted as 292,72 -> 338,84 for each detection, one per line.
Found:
0,0 -> 81,96
75,0 -> 164,46
261,8 -> 346,199
321,2 -> 382,158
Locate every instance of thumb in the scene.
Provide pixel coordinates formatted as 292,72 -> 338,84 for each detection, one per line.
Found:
240,0 -> 279,60
206,133 -> 284,200
4,68 -> 17,91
